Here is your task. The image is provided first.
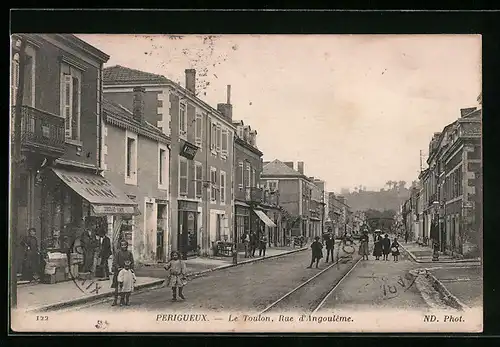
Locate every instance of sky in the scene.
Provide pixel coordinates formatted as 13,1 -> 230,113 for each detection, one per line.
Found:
77,34 -> 481,193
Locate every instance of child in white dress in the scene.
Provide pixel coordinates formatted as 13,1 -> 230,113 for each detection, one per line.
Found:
117,260 -> 136,306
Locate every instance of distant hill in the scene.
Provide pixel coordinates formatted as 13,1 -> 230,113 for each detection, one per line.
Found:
342,186 -> 411,212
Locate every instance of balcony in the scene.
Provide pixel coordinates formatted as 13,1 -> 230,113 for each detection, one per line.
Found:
12,105 -> 66,158
245,187 -> 263,203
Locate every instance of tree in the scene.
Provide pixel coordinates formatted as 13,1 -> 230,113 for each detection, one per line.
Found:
398,181 -> 406,191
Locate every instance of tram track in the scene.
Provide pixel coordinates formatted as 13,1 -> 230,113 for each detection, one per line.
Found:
259,253 -> 363,314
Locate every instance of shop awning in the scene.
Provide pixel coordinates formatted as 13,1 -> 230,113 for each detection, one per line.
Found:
254,210 -> 276,228
235,201 -> 250,207
51,167 -> 140,216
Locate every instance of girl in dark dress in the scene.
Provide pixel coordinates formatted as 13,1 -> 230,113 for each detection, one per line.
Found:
381,234 -> 391,261
111,240 -> 134,306
391,238 -> 401,262
373,235 -> 383,260
307,236 -> 323,269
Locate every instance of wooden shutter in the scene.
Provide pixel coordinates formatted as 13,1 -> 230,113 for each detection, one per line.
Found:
62,74 -> 73,138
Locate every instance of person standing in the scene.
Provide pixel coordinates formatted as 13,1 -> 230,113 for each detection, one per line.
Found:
80,227 -> 98,273
373,234 -> 383,260
164,251 -> 187,301
381,233 -> 391,261
325,234 -> 335,263
111,240 -> 134,306
242,231 -> 250,258
391,238 -> 401,262
307,236 -> 323,269
98,230 -> 112,279
259,232 -> 268,257
117,260 -> 136,306
20,228 -> 40,281
359,231 -> 370,260
249,231 -> 257,258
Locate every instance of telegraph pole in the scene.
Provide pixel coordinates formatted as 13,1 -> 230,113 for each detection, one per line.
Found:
11,37 -> 27,309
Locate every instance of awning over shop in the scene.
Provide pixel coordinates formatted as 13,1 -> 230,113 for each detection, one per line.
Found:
51,167 -> 140,216
254,210 -> 276,228
310,217 -> 321,221
235,201 -> 250,207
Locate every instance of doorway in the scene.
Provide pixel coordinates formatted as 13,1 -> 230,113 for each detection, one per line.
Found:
156,203 -> 168,262
179,210 -> 198,259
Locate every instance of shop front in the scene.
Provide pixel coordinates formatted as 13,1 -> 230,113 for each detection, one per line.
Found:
253,209 -> 276,242
38,166 -> 139,283
178,200 -> 199,259
234,201 -> 250,249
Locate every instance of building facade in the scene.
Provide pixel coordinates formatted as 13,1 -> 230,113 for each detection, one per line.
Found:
10,34 -> 145,280
102,93 -> 171,263
103,66 -> 235,258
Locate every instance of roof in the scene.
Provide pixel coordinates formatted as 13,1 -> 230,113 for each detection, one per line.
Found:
103,65 -> 170,85
262,159 -> 306,178
102,98 -> 170,144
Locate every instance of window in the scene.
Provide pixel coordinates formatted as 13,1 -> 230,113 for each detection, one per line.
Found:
238,161 -> 244,190
216,124 -> 221,153
195,113 -> 203,148
252,168 -> 256,187
268,181 -> 278,191
245,163 -> 251,188
220,170 -> 226,204
210,167 -> 217,202
158,144 -> 168,190
179,157 -> 188,196
125,131 -> 137,185
221,128 -> 228,158
179,103 -> 187,137
210,121 -> 217,151
195,162 -> 203,199
61,64 -> 82,141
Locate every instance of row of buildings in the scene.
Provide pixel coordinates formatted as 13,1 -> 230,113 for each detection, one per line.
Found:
400,98 -> 482,259
11,34 -> 346,272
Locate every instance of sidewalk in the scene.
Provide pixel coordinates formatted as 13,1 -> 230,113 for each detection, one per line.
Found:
399,241 -> 481,264
18,245 -> 308,312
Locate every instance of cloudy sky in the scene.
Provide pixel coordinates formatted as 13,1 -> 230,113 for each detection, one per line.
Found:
78,34 -> 481,192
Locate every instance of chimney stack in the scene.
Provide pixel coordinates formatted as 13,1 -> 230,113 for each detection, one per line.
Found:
132,86 -> 146,123
217,84 -> 233,121
227,85 -> 231,104
185,69 -> 196,94
297,161 -> 304,175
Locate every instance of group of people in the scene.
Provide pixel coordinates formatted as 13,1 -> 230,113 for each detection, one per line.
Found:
241,230 -> 268,258
372,233 -> 401,262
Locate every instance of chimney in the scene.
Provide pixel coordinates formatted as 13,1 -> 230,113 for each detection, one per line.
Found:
460,107 -> 477,118
284,161 -> 294,169
297,161 -> 304,175
185,69 -> 196,94
217,85 -> 233,121
132,86 -> 146,123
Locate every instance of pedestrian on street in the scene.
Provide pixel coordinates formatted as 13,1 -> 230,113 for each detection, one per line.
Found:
242,231 -> 250,258
373,234 -> 383,260
20,227 -> 40,282
391,238 -> 401,262
381,233 -> 391,261
117,260 -> 136,306
307,236 -> 323,269
164,251 -> 187,301
81,226 -> 98,274
324,233 -> 335,263
97,229 -> 112,279
111,240 -> 135,306
250,231 -> 258,258
358,231 -> 370,260
259,232 -> 268,257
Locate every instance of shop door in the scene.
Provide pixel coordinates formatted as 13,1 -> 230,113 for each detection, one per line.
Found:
145,202 -> 155,261
179,211 -> 198,259
156,204 -> 168,262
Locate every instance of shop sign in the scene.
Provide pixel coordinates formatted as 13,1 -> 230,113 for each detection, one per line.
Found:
180,141 -> 198,160
178,200 -> 198,212
93,205 -> 136,215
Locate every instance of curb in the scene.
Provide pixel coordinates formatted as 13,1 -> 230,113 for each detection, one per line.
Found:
425,270 -> 471,311
26,278 -> 165,313
186,246 -> 309,279
399,243 -> 480,264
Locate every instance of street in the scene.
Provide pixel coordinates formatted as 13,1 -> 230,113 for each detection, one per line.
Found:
55,243 -> 481,314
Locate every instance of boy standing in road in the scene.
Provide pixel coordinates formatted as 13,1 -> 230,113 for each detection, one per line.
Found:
307,236 -> 323,269
325,233 -> 335,263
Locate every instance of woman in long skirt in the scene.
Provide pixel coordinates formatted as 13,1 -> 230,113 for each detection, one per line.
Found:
372,235 -> 383,260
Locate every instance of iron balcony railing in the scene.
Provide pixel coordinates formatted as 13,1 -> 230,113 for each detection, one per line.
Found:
12,105 -> 66,157
245,187 -> 263,203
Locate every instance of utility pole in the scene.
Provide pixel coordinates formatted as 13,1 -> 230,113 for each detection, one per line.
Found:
11,37 -> 27,309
